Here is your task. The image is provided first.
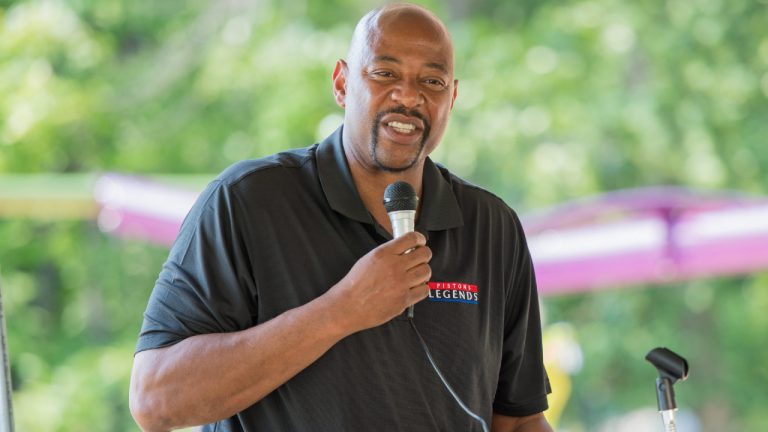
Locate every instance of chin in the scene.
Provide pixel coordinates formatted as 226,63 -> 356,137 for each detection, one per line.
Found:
373,154 -> 422,172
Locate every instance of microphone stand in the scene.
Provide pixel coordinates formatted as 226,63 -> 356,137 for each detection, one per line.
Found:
0,278 -> 14,432
656,376 -> 678,431
645,347 -> 689,432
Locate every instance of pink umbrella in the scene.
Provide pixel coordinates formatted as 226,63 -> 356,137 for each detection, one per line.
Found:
94,174 -> 199,247
525,187 -> 768,295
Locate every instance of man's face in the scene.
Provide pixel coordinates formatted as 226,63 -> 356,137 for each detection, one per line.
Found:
334,11 -> 458,173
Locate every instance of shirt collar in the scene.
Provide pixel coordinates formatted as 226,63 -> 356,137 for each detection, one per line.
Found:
316,126 -> 464,232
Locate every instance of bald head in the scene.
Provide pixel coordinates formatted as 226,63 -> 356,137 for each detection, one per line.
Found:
347,3 -> 454,72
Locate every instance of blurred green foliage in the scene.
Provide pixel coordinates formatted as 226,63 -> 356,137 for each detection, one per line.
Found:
1,0 -> 767,430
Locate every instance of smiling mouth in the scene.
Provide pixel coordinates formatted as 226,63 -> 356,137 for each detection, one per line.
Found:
387,121 -> 417,134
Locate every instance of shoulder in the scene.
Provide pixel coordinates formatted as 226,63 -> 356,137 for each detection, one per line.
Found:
173,145 -> 319,245
216,145 -> 318,189
189,144 -> 319,215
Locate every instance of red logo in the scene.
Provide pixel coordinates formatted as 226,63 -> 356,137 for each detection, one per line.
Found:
427,282 -> 479,304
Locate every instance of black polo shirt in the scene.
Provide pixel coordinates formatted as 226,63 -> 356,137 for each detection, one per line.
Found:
137,127 -> 549,431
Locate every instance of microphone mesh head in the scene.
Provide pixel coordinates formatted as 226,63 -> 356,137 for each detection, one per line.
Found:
383,181 -> 418,212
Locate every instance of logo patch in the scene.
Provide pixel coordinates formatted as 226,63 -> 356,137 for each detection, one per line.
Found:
427,282 -> 479,304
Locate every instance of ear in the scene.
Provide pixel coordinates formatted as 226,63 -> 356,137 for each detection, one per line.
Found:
450,79 -> 458,110
332,59 -> 348,108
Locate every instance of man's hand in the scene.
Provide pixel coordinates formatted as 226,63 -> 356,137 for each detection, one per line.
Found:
329,231 -> 431,331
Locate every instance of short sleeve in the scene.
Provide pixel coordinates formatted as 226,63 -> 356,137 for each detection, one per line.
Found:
493,212 -> 550,417
135,180 -> 258,354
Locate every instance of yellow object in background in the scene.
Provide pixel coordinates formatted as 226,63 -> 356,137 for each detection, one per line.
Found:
542,322 -> 582,427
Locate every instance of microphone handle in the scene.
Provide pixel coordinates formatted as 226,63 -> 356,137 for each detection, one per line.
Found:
388,210 -> 417,318
390,211 -> 415,239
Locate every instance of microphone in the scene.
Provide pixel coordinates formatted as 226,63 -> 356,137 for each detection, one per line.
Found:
383,181 -> 419,318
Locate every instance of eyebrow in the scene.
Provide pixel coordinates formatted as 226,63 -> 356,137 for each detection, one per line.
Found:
373,55 -> 449,74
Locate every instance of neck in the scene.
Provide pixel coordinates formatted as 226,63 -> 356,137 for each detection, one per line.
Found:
344,151 -> 424,236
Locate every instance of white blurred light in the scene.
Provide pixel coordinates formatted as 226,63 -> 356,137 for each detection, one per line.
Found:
528,218 -> 666,262
599,407 -> 701,432
94,176 -> 196,221
545,322 -> 583,374
97,207 -> 123,233
571,1 -> 601,28
518,106 -> 551,136
316,114 -> 344,141
28,60 -> 53,88
6,103 -> 35,142
678,204 -> 768,245
525,46 -> 558,75
602,23 -> 635,53
532,142 -> 569,176
222,16 -> 252,46
455,80 -> 484,110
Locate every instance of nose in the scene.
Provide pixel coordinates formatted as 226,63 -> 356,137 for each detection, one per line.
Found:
390,80 -> 424,108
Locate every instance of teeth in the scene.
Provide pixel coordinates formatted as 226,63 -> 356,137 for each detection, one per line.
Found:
387,121 -> 416,133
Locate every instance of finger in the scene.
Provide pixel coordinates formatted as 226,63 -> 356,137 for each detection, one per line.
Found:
406,283 -> 430,305
405,262 -> 432,286
391,263 -> 430,292
399,245 -> 432,268
387,231 -> 426,254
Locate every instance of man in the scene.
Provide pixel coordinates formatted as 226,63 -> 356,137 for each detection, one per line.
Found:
130,4 -> 553,432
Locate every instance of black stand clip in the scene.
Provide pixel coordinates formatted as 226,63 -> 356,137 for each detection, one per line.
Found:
645,347 -> 689,432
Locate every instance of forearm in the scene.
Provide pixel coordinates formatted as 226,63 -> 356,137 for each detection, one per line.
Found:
491,412 -> 553,432
130,291 -> 353,432
510,418 -> 553,432
130,233 -> 431,432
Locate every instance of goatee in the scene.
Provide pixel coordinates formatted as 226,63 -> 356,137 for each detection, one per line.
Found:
369,106 -> 431,173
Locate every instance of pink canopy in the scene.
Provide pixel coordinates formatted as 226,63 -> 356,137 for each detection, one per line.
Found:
94,174 -> 199,247
524,187 -> 768,295
94,174 -> 768,296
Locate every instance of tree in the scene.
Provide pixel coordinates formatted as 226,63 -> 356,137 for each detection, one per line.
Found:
1,0 -> 766,430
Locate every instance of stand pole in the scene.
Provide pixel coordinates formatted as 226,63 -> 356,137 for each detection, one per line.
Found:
0,278 -> 14,432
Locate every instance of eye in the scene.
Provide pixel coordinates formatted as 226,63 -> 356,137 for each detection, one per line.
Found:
370,70 -> 396,80
423,78 -> 447,90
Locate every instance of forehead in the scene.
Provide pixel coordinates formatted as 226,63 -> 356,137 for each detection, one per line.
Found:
355,7 -> 454,72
